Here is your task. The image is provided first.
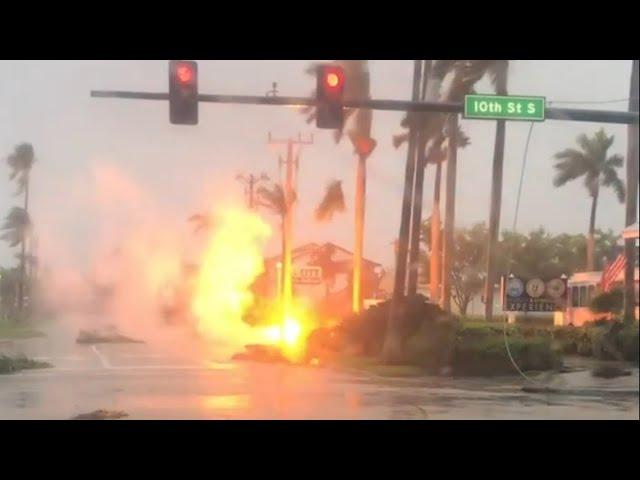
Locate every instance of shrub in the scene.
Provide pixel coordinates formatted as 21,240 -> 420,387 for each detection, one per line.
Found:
590,289 -> 623,315
618,325 -> 639,363
452,332 -> 560,376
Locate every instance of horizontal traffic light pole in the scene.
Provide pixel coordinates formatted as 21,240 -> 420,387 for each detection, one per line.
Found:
90,90 -> 639,125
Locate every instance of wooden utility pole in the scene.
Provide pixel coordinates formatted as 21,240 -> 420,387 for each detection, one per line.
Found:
267,133 -> 313,313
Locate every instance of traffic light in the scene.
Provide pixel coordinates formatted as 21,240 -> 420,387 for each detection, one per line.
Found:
169,60 -> 198,125
316,65 -> 345,129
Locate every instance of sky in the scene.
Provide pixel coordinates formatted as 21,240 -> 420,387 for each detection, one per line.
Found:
0,60 -> 637,271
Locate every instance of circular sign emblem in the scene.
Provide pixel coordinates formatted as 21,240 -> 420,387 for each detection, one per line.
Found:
506,277 -> 524,298
526,278 -> 545,298
546,278 -> 566,299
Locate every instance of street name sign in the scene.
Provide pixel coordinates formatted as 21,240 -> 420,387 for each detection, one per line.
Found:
464,95 -> 545,121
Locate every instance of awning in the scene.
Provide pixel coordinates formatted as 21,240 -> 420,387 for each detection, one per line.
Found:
622,222 -> 639,240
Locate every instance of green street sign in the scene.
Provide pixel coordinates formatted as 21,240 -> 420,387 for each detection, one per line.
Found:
464,94 -> 545,121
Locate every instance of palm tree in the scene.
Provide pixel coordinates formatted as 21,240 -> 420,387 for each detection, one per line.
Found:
315,179 -> 346,222
301,60 -> 375,314
5,143 -> 35,313
552,128 -> 625,271
257,183 -> 294,300
1,207 -> 31,313
392,60 -> 475,299
470,60 -> 510,322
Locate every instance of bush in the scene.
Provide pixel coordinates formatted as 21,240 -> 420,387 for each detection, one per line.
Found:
618,325 -> 639,363
590,289 -> 624,314
452,329 -> 560,376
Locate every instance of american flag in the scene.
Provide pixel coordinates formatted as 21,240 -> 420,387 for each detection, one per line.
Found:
601,253 -> 627,292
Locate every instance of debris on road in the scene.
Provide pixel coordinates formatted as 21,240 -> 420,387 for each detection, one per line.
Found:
76,329 -> 144,345
0,354 -> 52,374
71,409 -> 129,420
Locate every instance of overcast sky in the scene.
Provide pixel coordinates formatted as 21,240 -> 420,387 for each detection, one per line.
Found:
0,60 -> 637,270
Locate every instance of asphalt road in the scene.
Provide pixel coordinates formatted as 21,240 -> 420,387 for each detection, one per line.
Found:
1,326 -> 638,420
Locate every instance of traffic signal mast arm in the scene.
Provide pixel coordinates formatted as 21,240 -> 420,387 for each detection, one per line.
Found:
90,90 -> 639,125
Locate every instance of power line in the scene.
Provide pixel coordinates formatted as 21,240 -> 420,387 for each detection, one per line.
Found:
548,97 -> 636,106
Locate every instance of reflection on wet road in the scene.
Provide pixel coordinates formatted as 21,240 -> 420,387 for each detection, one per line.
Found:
1,332 -> 638,420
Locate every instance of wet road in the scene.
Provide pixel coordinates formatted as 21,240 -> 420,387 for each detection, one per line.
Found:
1,328 -> 638,420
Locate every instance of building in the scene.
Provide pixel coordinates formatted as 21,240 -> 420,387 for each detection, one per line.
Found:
253,242 -> 386,318
560,223 -> 639,326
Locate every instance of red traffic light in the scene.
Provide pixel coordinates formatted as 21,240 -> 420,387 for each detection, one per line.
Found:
321,66 -> 345,95
176,63 -> 195,84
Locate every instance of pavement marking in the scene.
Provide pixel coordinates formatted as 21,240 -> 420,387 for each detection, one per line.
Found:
91,345 -> 112,369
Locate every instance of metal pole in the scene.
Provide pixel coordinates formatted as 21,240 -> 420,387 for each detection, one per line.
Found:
442,115 -> 459,313
90,91 -> 639,124
624,60 -> 639,323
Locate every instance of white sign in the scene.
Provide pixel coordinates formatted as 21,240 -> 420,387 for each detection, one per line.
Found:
293,266 -> 323,285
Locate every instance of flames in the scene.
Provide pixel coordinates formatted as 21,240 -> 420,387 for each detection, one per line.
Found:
190,207 -> 312,361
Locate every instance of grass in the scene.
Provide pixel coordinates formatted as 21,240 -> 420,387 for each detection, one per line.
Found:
0,354 -> 52,374
0,317 -> 46,339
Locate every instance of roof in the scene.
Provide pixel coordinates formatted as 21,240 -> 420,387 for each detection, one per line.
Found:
622,222 -> 639,240
265,242 -> 382,268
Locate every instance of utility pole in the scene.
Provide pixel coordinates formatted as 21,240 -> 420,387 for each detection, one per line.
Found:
267,133 -> 313,314
236,172 -> 270,210
624,59 -> 639,323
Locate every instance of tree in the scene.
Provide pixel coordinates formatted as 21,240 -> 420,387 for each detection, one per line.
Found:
301,60 -> 375,313
450,224 -> 487,315
392,60 -> 482,300
552,128 -> 626,271
1,207 -> 31,314
257,183 -> 293,299
315,180 -> 345,222
475,60 -> 510,322
312,180 -> 347,297
5,143 -> 35,314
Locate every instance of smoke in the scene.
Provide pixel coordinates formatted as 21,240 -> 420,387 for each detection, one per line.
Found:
33,160 -> 262,354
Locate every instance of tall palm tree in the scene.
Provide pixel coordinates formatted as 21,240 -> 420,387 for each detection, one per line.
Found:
552,128 -> 626,271
301,60 -> 375,314
392,60 -> 475,299
5,143 -> 35,313
471,60 -> 509,321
